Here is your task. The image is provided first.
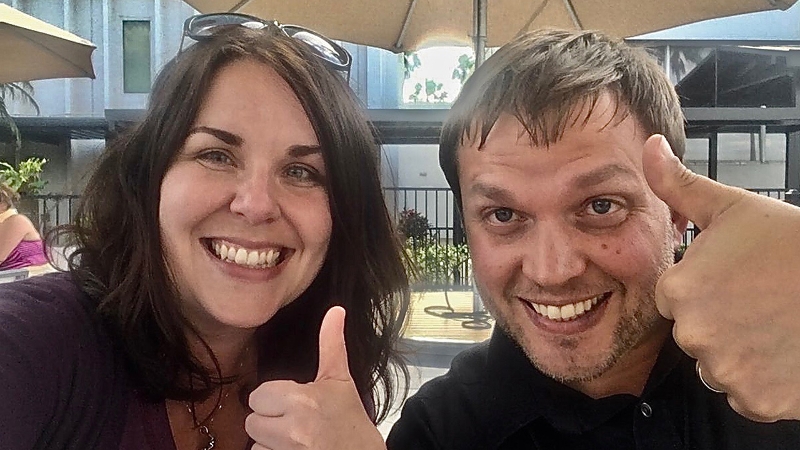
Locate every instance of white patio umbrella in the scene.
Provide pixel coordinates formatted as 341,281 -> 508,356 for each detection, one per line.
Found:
0,4 -> 96,84
183,0 -> 798,60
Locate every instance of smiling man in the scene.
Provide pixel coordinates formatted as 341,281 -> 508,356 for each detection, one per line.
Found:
386,29 -> 800,449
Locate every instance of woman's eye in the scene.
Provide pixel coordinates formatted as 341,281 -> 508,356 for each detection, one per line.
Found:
287,166 -> 311,180
285,165 -> 324,185
197,150 -> 233,166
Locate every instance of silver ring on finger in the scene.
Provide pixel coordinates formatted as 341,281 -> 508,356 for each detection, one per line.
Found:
696,361 -> 724,394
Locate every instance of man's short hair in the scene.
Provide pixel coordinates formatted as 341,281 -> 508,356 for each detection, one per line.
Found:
440,28 -> 686,207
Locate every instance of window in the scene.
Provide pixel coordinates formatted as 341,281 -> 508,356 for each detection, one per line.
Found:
122,20 -> 151,93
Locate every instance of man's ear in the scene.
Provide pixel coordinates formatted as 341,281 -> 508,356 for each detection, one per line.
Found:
671,209 -> 690,263
671,208 -> 689,246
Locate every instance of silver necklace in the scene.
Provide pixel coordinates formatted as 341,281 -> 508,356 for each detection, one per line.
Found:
186,393 -> 228,450
185,347 -> 254,450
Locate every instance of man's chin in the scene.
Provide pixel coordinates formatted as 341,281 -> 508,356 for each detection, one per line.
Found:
510,326 -> 618,384
533,357 -> 617,385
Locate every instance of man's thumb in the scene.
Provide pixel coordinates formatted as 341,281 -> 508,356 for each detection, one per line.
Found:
316,306 -> 352,382
643,134 -> 742,230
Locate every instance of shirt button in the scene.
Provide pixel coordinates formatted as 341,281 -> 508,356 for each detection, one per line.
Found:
640,402 -> 653,418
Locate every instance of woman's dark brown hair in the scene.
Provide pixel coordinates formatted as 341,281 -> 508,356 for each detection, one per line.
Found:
56,26 -> 409,422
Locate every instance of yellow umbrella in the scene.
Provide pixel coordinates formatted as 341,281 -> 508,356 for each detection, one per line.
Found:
183,0 -> 798,52
0,4 -> 96,84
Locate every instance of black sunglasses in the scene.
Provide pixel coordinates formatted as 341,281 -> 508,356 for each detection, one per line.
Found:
180,13 -> 352,80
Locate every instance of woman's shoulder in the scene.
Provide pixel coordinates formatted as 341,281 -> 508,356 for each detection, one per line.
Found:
0,213 -> 40,242
0,271 -> 89,312
0,271 -> 121,386
0,272 -> 105,351
0,273 -> 131,449
0,212 -> 35,230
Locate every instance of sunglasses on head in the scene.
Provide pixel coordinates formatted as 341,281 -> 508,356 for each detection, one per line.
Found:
180,12 -> 352,81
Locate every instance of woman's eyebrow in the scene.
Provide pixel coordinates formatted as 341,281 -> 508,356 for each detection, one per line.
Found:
287,144 -> 322,158
187,126 -> 243,146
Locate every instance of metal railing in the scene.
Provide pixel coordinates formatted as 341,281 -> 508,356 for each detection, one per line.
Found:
748,188 -> 785,200
25,194 -> 80,245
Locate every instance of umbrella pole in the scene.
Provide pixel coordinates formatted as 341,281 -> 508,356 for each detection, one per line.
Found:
473,0 -> 487,67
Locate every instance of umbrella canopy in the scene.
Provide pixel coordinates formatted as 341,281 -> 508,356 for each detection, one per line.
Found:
183,0 -> 798,52
0,4 -> 96,84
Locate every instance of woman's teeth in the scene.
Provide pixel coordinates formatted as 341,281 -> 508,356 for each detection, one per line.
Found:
528,294 -> 604,321
212,241 -> 281,268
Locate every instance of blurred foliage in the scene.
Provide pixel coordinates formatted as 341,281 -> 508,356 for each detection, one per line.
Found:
0,157 -> 48,195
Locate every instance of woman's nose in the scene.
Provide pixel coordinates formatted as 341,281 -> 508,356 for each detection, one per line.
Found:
228,174 -> 282,224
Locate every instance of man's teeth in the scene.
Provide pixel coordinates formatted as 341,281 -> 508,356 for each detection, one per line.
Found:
530,295 -> 602,321
212,241 -> 281,268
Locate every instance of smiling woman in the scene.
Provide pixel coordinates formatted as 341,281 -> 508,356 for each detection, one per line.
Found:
0,18 -> 409,450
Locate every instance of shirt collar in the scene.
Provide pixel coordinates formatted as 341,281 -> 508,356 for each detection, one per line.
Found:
479,327 -> 684,439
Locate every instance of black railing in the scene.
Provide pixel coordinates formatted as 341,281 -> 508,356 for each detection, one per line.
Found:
24,194 -> 81,246
383,187 -> 471,289
748,188 -> 785,200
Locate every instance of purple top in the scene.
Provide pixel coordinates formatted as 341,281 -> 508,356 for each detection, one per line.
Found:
0,273 -> 177,449
0,239 -> 48,270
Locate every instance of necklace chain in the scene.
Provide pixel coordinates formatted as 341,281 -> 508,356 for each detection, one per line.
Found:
184,345 -> 254,450
186,392 -> 229,450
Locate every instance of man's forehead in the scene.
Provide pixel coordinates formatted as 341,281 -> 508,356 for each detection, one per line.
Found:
467,162 -> 641,196
470,92 -> 638,150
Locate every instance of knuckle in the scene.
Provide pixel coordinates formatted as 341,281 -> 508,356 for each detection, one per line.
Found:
296,392 -> 320,411
670,322 -> 696,349
288,425 -> 311,447
656,272 -> 690,305
728,393 -> 780,423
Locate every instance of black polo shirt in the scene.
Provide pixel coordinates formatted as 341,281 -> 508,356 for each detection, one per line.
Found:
387,329 -> 800,450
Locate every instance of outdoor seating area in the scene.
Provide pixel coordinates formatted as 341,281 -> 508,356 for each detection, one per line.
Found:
5,1 -> 800,447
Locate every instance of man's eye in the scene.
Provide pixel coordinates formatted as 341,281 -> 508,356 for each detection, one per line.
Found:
591,199 -> 613,215
492,208 -> 515,223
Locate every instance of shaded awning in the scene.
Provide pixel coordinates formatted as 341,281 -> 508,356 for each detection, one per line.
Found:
676,47 -> 797,108
0,116 -> 107,142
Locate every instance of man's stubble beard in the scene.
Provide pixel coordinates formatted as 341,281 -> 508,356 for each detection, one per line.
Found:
477,226 -> 677,385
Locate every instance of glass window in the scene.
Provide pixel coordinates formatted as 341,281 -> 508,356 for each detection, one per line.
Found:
123,21 -> 151,94
683,137 -> 709,177
716,133 -> 785,189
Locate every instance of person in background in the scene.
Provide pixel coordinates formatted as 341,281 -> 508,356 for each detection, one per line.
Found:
0,14 -> 408,450
0,182 -> 51,275
386,28 -> 800,449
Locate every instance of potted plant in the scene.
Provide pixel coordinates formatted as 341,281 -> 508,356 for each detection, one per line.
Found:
0,157 -> 48,196
0,157 -> 48,228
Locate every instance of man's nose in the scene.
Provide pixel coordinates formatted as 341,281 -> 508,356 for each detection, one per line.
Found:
229,173 -> 281,225
520,220 -> 587,287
